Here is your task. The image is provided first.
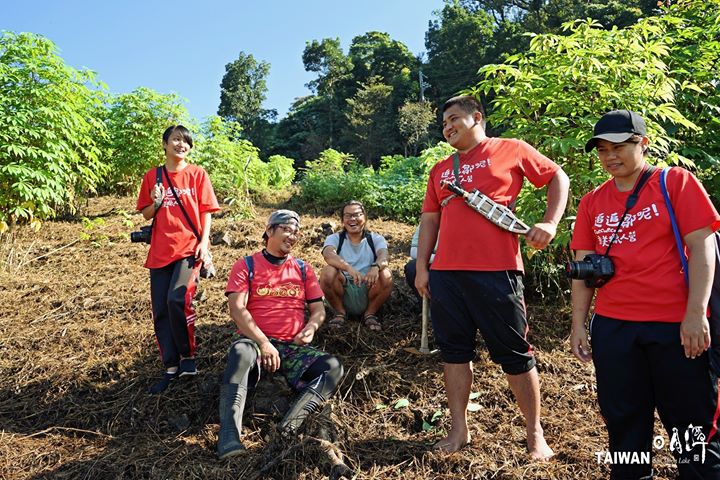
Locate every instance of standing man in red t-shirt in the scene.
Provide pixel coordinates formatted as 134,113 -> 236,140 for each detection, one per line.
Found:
136,125 -> 220,394
416,96 -> 569,458
217,210 -> 344,460
570,110 -> 720,478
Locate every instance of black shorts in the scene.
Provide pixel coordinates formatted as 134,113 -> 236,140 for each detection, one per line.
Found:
429,270 -> 535,375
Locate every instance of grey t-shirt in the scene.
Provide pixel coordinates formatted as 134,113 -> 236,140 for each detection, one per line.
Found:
323,231 -> 388,273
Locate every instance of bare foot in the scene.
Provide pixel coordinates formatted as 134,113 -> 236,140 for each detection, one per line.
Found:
433,429 -> 471,453
527,429 -> 554,461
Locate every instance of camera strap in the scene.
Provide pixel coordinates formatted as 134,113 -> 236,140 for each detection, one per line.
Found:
604,165 -> 656,256
161,166 -> 203,243
148,166 -> 163,232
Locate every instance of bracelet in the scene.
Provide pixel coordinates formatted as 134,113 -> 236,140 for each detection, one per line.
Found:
370,263 -> 380,269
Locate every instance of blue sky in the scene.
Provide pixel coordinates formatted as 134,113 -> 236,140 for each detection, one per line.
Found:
4,0 -> 444,120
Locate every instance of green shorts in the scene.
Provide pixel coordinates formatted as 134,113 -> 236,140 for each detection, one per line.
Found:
342,273 -> 369,316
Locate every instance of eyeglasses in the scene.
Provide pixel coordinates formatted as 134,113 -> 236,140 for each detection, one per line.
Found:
278,224 -> 301,237
343,212 -> 364,220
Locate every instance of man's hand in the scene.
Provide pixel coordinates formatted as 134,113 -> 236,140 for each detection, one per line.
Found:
346,267 -> 363,285
570,324 -> 592,362
259,341 -> 281,372
415,268 -> 430,299
680,313 -> 711,359
363,266 -> 379,288
525,222 -> 557,250
293,324 -> 317,346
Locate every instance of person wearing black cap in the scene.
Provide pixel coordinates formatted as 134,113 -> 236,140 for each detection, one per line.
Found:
570,110 -> 720,478
216,210 -> 344,459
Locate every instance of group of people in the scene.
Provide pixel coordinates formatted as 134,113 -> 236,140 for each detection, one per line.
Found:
135,94 -> 720,478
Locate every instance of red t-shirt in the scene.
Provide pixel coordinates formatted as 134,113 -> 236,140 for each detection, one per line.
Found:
570,167 -> 720,322
422,137 -> 560,271
225,253 -> 324,341
136,164 -> 220,268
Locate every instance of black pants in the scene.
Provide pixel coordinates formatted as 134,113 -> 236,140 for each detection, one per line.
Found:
149,256 -> 199,368
592,315 -> 720,479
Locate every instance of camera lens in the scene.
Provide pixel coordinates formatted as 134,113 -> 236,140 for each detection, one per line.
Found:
566,260 -> 595,279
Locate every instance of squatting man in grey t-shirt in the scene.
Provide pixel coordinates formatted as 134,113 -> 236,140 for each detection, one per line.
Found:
319,200 -> 392,331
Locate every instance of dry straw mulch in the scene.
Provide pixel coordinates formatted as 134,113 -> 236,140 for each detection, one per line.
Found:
0,196 -> 678,479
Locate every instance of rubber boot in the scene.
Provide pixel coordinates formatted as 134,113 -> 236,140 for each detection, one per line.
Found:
216,383 -> 247,459
278,374 -> 327,436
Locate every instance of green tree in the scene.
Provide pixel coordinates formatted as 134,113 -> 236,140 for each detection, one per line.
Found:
344,77 -> 396,166
0,31 -> 108,227
424,2 -> 501,113
661,0 -> 720,204
467,14 -> 706,293
101,87 -> 190,193
217,51 -> 275,152
302,38 -> 353,147
398,101 -> 436,156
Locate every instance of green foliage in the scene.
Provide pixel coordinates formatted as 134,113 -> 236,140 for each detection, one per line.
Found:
101,87 -> 190,193
661,0 -> 720,206
298,144 -> 453,221
398,101 -> 436,156
217,51 -> 275,151
344,77 -> 396,166
266,155 -> 296,188
193,116 -> 296,213
0,31 -> 108,225
465,5 -> 719,296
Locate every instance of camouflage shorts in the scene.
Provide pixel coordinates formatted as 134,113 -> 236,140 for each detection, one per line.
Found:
232,336 -> 327,391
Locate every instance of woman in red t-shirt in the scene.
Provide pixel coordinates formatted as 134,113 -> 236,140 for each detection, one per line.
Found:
570,110 -> 720,478
136,125 -> 219,394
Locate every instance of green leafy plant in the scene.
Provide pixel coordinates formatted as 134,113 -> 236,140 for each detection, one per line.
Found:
0,32 -> 109,226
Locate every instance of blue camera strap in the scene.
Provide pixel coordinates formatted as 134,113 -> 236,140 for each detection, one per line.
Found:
660,167 -> 690,285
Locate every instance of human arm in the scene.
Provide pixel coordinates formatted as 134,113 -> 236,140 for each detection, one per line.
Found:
195,211 -> 212,262
415,212 -> 440,299
227,291 -> 280,372
293,301 -> 326,346
680,227 -> 715,359
363,247 -> 389,287
322,242 -> 363,285
570,249 -> 596,363
525,168 -> 570,250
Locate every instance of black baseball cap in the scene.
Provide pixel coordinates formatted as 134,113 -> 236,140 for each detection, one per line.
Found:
584,110 -> 647,152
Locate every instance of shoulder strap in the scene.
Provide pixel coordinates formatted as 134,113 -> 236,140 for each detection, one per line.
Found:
660,167 -> 689,285
337,231 -> 347,255
604,166 -> 656,256
150,167 -> 164,230
365,232 -> 377,261
162,166 -> 202,242
244,255 -> 254,289
452,151 -> 460,184
295,258 -> 306,282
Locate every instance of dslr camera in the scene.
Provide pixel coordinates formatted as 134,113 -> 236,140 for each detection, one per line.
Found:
130,225 -> 152,244
566,253 -> 614,288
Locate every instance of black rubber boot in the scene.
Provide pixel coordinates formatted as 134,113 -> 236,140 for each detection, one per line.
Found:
278,374 -> 328,436
216,383 -> 247,459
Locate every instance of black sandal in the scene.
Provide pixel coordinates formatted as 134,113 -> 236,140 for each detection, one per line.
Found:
328,313 -> 347,328
363,313 -> 382,332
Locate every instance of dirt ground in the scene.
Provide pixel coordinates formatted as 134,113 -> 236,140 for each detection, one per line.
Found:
0,195 -> 680,479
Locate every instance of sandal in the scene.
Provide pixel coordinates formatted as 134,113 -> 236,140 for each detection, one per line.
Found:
363,314 -> 382,332
328,313 -> 347,328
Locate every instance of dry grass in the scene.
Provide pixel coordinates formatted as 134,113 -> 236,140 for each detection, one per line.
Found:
0,196 -> 678,479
